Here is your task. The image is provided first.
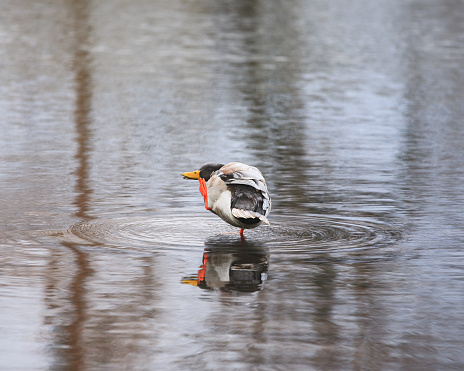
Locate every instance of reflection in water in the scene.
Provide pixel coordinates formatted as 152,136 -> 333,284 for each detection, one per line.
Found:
44,243 -> 92,370
213,1 -> 313,213
183,238 -> 269,292
43,0 -> 94,369
73,11 -> 94,221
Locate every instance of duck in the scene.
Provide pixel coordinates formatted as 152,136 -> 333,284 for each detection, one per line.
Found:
182,162 -> 271,236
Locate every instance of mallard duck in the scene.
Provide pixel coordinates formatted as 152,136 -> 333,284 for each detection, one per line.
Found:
182,162 -> 271,236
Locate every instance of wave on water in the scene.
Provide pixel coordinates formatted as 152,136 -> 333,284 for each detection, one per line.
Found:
65,214 -> 401,257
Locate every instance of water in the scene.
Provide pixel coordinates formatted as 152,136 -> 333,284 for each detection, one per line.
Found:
1,0 -> 464,369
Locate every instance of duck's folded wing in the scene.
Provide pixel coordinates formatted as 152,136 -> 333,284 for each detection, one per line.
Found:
220,170 -> 266,189
219,169 -> 271,217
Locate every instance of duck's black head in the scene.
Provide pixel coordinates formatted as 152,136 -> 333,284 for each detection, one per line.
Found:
199,163 -> 224,181
182,163 -> 224,181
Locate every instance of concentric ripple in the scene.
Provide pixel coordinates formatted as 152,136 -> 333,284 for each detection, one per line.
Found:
69,215 -> 223,251
68,213 -> 401,255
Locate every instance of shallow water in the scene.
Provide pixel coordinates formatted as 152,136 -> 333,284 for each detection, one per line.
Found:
1,0 -> 464,369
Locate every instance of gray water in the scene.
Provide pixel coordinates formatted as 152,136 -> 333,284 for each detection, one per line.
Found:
1,0 -> 464,370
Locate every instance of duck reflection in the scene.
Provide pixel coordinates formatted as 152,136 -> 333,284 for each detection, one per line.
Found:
183,236 -> 269,292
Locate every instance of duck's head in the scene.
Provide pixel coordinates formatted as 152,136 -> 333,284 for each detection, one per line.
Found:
182,163 -> 224,181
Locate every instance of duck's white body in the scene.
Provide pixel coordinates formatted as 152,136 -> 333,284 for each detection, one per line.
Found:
182,162 -> 271,233
207,162 -> 270,229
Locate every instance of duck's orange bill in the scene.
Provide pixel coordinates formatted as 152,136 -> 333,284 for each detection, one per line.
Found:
181,278 -> 198,286
181,170 -> 200,179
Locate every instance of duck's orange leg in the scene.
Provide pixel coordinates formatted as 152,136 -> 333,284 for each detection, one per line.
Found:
198,178 -> 210,210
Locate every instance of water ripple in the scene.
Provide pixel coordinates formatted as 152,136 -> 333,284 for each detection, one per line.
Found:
67,214 -> 401,255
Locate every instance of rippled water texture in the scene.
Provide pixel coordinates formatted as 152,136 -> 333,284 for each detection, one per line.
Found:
69,214 -> 400,255
1,0 -> 464,369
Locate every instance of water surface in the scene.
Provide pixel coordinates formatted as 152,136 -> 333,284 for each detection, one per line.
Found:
1,0 -> 464,369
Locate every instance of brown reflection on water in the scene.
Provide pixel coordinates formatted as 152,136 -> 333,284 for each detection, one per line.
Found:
72,0 -> 93,220
401,0 -> 464,221
349,263 -> 390,370
213,1 -> 313,212
44,243 -> 91,370
44,0 -> 93,368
